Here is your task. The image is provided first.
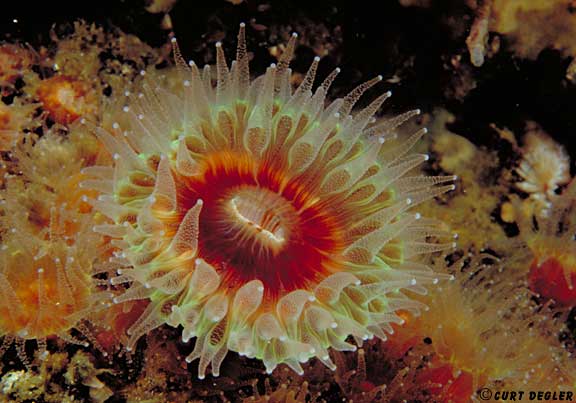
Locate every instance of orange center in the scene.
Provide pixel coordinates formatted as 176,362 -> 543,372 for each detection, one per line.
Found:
176,150 -> 347,300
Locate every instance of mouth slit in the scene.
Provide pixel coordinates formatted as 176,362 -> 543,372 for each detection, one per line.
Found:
226,186 -> 294,252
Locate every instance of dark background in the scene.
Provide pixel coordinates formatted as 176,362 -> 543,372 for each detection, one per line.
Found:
1,0 -> 575,159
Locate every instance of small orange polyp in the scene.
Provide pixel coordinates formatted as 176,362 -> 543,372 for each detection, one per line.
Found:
36,75 -> 97,124
515,178 -> 576,307
0,132 -> 112,362
416,364 -> 474,403
529,256 -> 576,306
0,245 -> 90,339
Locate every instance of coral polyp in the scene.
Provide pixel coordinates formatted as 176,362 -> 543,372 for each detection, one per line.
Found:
516,177 -> 576,305
0,131 -> 110,362
36,75 -> 98,125
383,252 -> 576,401
85,25 -> 455,378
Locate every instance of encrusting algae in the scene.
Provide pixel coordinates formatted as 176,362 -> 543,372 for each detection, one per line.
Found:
1,350 -> 113,403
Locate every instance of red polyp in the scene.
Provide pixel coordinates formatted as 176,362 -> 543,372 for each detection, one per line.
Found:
416,365 -> 473,403
177,150 -> 346,301
529,257 -> 576,306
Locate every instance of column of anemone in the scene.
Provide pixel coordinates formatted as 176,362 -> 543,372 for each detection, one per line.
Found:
82,24 -> 456,380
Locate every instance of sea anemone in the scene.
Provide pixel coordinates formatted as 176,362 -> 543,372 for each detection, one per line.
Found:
0,131 -> 110,364
84,25 -> 455,378
384,252 -> 576,400
515,177 -> 576,305
36,75 -> 99,125
515,124 -> 570,216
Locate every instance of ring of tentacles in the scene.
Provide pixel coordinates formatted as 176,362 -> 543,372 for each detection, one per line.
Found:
84,24 -> 455,378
